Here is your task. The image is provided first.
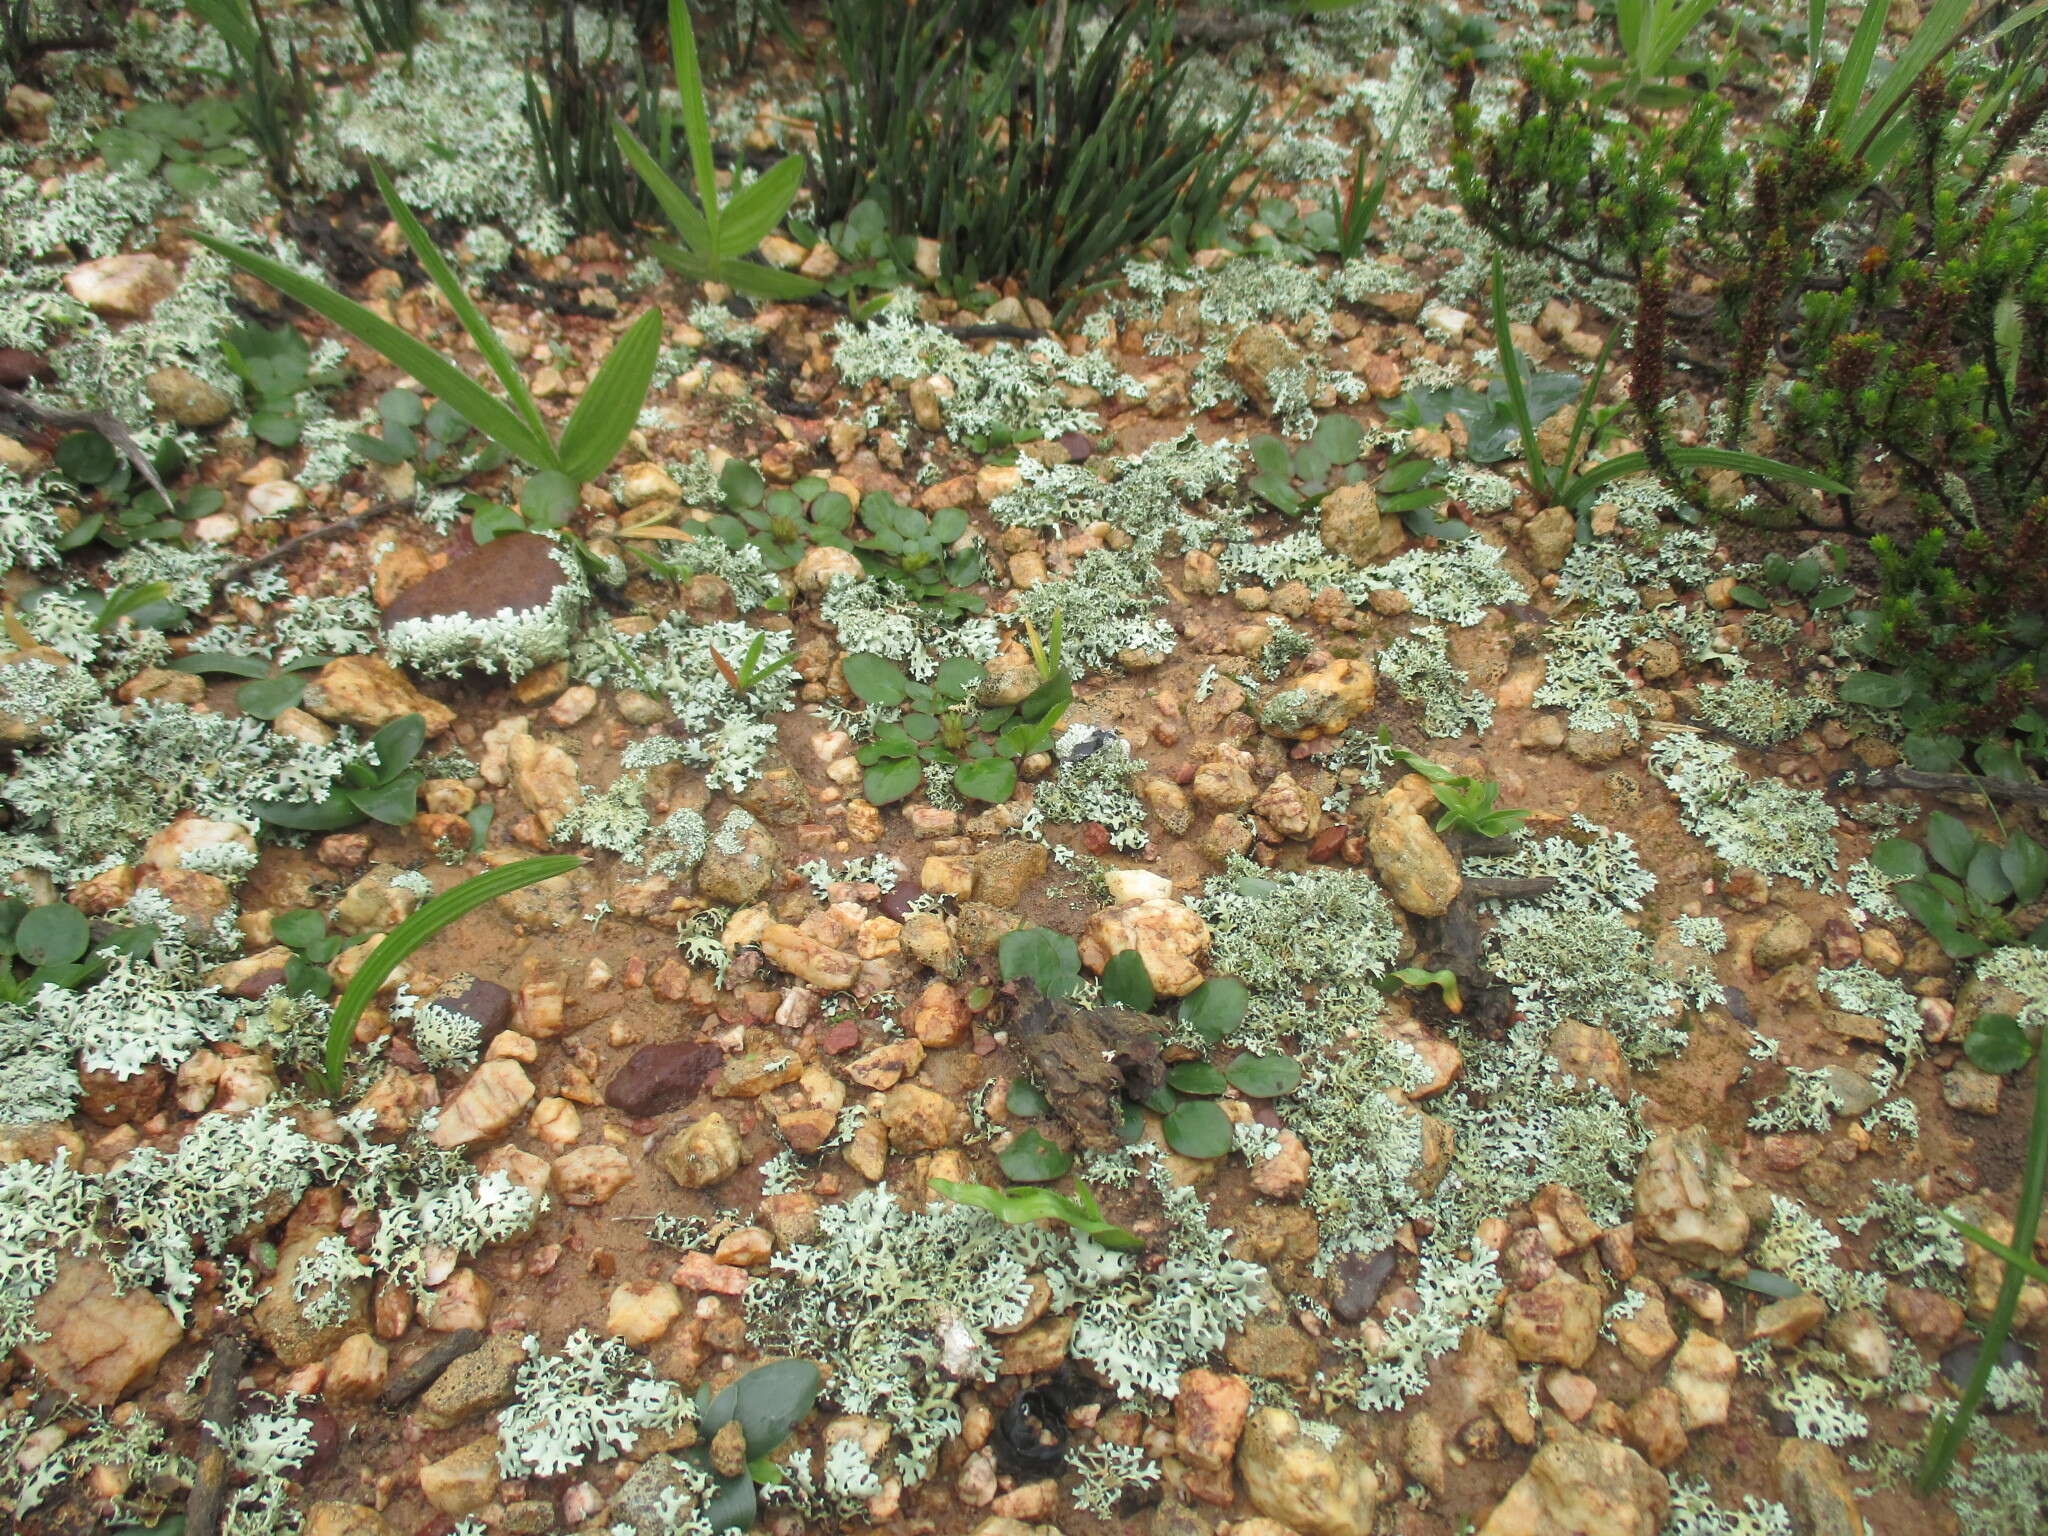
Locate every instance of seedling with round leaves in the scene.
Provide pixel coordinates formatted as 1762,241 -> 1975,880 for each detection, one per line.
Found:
1874,810 -> 2048,960
1246,414 -> 1369,517
220,320 -> 339,448
349,387 -> 511,492
679,1358 -> 825,1531
843,651 -> 1069,806
999,931 -> 1290,1159
169,646 -> 334,722
702,460 -> 857,572
854,494 -> 987,618
270,908 -> 352,1000
49,430 -> 224,552
255,712 -> 431,831
0,898 -> 159,1004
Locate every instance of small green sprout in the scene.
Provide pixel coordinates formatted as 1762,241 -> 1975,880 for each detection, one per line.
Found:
931,1176 -> 1141,1252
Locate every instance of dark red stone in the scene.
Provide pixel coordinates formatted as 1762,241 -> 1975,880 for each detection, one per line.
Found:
1307,825 -> 1348,863
427,975 -> 514,1047
603,1041 -> 722,1116
877,879 -> 924,922
822,1018 -> 861,1054
380,531 -> 573,629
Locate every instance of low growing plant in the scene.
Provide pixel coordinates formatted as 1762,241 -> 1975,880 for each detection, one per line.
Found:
681,1358 -> 825,1531
695,460 -> 855,572
220,320 -> 338,449
270,908 -> 351,1000
195,165 -> 662,490
844,651 -> 1068,806
0,899 -> 158,1005
348,387 -> 510,490
1389,744 -> 1530,839
611,0 -> 817,299
1872,811 -> 2048,961
854,495 -> 986,618
49,431 -> 225,552
255,712 -> 431,831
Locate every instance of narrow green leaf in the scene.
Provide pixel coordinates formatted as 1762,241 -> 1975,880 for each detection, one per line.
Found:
189,233 -> 557,469
669,0 -> 722,247
371,163 -> 552,452
1560,447 -> 1849,506
1489,255 -> 1547,502
717,155 -> 806,258
558,308 -> 665,482
612,119 -> 713,251
323,856 -> 582,1093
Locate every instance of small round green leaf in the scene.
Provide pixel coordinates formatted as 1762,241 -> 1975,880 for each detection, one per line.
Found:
1007,1079 -> 1052,1117
272,909 -> 328,951
1166,1061 -> 1227,1095
998,926 -> 1081,998
1965,1013 -> 2035,1076
55,431 -> 120,485
1225,1052 -> 1303,1098
1180,976 -> 1248,1043
954,756 -> 1017,804
1163,1099 -> 1233,1159
998,1128 -> 1072,1183
863,754 -> 923,806
1839,671 -> 1912,709
519,470 -> 580,529
15,903 -> 90,968
1099,948 -> 1155,1014
843,652 -> 912,706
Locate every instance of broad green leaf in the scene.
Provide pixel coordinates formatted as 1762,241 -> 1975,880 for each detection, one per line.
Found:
559,308 -> 665,482
348,772 -> 423,826
1166,1061 -> 1227,1095
701,1358 -> 823,1458
171,651 -> 275,678
1967,844 -> 2014,905
1180,976 -> 1248,1043
998,926 -> 1081,998
15,903 -> 89,968
189,233 -> 556,469
324,856 -> 580,1093
367,713 -> 428,779
933,656 -> 985,701
1225,1052 -> 1303,1097
863,755 -> 922,806
998,1128 -> 1072,1182
1163,1099 -> 1234,1159
235,674 -> 308,719
272,909 -> 328,951
843,652 -> 911,706
1926,812 -> 1979,878
520,470 -> 580,527
1870,837 -> 1928,880
953,756 -> 1017,804
254,793 -> 364,831
371,163 -> 552,451
1311,413 -> 1363,464
1007,1079 -> 1052,1117
1839,671 -> 1912,709
1965,1013 -> 2034,1075
1100,948 -> 1155,1014
2002,833 -> 2048,906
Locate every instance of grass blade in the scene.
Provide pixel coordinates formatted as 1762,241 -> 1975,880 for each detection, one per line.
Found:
1558,320 -> 1624,484
669,0 -> 722,248
1490,254 -> 1549,502
322,855 -> 582,1094
1826,0 -> 1892,136
1918,1056 -> 2048,1490
558,308 -> 664,482
371,163 -> 554,454
1844,0 -> 1976,158
1941,1213 -> 2048,1285
1560,446 -> 1851,505
190,232 -> 556,469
